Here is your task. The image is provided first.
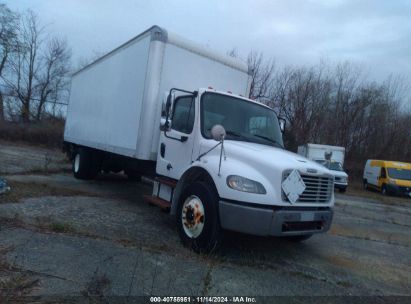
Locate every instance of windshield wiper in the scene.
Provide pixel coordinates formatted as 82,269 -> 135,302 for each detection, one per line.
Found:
253,134 -> 283,148
225,130 -> 254,143
226,130 -> 243,137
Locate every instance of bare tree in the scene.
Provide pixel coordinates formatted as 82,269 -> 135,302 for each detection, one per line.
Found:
247,51 -> 275,105
34,37 -> 71,120
0,3 -> 18,121
2,9 -> 71,121
3,10 -> 43,122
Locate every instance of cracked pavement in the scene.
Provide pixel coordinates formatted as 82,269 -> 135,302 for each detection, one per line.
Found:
0,141 -> 410,299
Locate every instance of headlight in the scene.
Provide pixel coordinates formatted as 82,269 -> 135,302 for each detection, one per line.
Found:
226,175 -> 266,194
340,177 -> 347,183
388,178 -> 397,185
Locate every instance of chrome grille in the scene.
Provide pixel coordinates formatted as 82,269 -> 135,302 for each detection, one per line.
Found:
283,171 -> 334,203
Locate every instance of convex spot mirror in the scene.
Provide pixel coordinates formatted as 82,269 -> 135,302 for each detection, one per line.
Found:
211,124 -> 226,141
278,117 -> 286,133
160,117 -> 170,131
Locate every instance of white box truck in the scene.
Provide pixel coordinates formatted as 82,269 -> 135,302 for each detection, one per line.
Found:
297,143 -> 348,192
64,26 -> 334,252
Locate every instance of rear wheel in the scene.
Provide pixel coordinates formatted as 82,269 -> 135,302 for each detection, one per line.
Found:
125,169 -> 141,181
176,181 -> 221,253
72,147 -> 100,180
363,179 -> 368,190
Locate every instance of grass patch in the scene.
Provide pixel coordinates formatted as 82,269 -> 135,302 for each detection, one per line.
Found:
337,280 -> 353,288
0,180 -> 95,203
49,222 -> 73,233
0,274 -> 39,299
0,246 -> 39,300
83,272 -> 111,299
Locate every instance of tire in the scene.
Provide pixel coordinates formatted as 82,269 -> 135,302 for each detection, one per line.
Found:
284,234 -> 313,242
338,187 -> 346,193
72,147 -> 100,180
363,180 -> 368,190
176,181 -> 222,253
125,169 -> 141,181
381,184 -> 388,196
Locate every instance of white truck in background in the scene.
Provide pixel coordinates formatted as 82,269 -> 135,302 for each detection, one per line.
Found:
298,143 -> 348,192
64,26 -> 334,252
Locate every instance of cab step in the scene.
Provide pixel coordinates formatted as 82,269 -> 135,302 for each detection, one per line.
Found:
155,176 -> 177,188
143,195 -> 171,211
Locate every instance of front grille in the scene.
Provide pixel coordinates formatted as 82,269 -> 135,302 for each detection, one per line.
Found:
283,171 -> 334,203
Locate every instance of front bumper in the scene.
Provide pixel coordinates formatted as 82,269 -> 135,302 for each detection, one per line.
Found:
334,182 -> 348,190
219,200 -> 333,236
386,184 -> 411,197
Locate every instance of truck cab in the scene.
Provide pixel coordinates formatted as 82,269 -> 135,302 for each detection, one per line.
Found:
64,26 -> 335,252
152,88 -> 334,251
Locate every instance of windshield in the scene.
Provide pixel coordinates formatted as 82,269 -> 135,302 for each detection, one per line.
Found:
387,168 -> 411,181
201,93 -> 284,148
315,160 -> 344,171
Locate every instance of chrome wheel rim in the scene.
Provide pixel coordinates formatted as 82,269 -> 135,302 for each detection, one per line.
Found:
74,154 -> 80,173
181,195 -> 205,238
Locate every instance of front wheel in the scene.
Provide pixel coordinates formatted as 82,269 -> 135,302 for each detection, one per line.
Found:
125,169 -> 141,181
176,181 -> 221,253
381,184 -> 388,196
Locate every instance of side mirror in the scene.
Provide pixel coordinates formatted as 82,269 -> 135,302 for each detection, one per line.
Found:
278,117 -> 286,133
166,93 -> 172,112
163,92 -> 174,130
211,125 -> 226,141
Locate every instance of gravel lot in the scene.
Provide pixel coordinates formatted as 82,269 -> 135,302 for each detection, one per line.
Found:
0,141 -> 410,301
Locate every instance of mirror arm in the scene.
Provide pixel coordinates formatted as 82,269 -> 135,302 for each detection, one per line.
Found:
164,131 -> 188,142
196,141 -> 221,161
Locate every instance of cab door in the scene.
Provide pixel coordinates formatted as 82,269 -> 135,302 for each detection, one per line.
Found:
156,95 -> 196,179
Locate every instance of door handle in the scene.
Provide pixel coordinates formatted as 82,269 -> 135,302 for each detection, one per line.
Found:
160,143 -> 166,158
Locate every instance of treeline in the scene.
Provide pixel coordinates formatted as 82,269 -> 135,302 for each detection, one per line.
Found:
1,2 -> 409,172
0,4 -> 71,122
245,52 -> 411,175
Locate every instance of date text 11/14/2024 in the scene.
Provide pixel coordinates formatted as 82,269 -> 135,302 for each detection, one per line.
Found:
149,296 -> 257,303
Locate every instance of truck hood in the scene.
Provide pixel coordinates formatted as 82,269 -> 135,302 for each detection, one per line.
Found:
197,139 -> 334,207
222,140 -> 330,176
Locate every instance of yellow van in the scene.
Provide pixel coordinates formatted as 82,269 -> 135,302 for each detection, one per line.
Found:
363,160 -> 411,196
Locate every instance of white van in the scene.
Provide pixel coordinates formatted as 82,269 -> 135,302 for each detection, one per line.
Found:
298,144 -> 348,192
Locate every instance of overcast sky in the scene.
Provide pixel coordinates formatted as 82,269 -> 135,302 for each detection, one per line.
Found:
4,0 -> 411,98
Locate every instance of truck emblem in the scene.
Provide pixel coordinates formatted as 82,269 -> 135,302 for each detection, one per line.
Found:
307,168 -> 317,174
